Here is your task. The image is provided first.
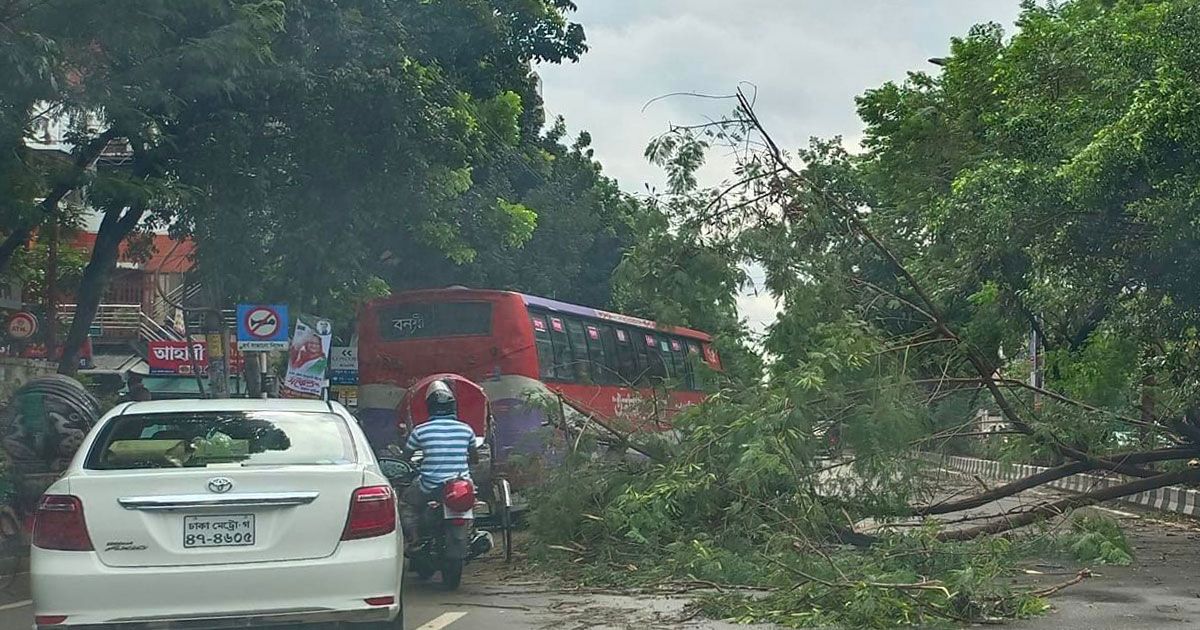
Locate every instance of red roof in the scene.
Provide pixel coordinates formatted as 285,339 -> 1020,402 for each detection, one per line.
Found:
71,232 -> 195,274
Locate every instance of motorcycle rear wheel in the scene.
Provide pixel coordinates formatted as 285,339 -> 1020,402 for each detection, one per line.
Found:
411,556 -> 436,580
442,558 -> 464,589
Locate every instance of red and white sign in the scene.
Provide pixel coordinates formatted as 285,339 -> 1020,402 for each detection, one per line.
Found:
6,312 -> 38,340
149,338 -> 244,375
244,306 -> 281,338
148,341 -> 208,375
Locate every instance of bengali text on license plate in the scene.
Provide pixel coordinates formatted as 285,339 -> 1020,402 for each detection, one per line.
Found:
183,514 -> 256,548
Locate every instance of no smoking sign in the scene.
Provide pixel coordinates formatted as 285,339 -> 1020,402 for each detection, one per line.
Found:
236,304 -> 289,351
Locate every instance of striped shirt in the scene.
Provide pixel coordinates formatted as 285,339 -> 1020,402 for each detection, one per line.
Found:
405,415 -> 474,492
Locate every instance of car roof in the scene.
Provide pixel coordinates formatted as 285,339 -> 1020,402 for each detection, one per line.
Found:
114,398 -> 339,415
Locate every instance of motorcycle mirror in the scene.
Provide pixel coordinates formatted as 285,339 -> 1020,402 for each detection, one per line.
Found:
377,457 -> 413,481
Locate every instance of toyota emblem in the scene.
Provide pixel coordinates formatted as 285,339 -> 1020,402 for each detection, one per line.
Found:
207,477 -> 234,494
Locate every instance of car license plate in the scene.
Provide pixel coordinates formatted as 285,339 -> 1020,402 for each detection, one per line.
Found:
183,514 -> 255,548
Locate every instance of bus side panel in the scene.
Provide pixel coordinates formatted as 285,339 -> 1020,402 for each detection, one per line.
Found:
545,382 -> 706,432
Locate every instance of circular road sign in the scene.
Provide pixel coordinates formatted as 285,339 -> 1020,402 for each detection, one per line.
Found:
243,306 -> 282,340
6,312 -> 38,340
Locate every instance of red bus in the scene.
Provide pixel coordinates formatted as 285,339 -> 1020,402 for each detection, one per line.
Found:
356,288 -> 720,463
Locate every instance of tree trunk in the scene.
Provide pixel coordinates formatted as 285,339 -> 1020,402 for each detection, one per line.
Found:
0,129 -> 119,274
0,226 -> 32,274
58,206 -> 144,375
1140,373 -> 1155,447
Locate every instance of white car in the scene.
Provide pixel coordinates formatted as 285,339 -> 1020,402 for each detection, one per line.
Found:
30,398 -> 404,629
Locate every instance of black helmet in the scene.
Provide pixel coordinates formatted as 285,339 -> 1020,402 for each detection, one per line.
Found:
425,380 -> 456,417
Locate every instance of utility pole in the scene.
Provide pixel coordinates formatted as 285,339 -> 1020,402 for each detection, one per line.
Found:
201,283 -> 230,398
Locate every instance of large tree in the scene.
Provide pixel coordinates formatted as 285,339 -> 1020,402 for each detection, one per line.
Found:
613,0 -> 1200,537
2,0 -> 637,373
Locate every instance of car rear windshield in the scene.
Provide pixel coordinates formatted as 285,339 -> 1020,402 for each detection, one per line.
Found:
85,411 -> 356,470
377,301 -> 493,341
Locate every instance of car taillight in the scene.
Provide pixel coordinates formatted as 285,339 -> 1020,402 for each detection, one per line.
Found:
33,495 -> 92,551
342,485 -> 396,541
443,479 -> 475,512
35,615 -> 69,625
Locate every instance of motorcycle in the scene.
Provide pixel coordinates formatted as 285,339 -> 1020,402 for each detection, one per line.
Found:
378,456 -> 493,589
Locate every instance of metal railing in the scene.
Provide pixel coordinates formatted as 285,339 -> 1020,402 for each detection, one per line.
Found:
58,304 -> 184,343
154,282 -> 202,321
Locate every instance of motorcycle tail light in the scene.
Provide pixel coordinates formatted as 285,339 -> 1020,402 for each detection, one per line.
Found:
443,479 -> 475,512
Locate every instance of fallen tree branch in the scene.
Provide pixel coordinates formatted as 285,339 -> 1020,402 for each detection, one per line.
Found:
1030,569 -> 1092,598
936,467 -> 1200,541
911,447 -> 1199,516
732,89 -> 1191,479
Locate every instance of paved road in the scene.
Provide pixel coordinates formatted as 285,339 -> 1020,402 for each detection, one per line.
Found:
0,558 -> 760,630
4,474 -> 1200,629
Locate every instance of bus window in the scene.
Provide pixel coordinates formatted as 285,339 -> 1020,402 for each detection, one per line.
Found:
564,318 -> 591,383
612,327 -> 638,386
584,323 -> 613,384
645,333 -> 667,382
530,312 -> 555,380
634,333 -> 653,385
658,336 -> 677,380
598,325 -> 621,386
669,337 -> 690,388
549,316 -> 572,381
685,341 -> 703,390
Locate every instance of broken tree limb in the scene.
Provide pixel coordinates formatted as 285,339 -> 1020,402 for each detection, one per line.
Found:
731,89 -> 1193,480
936,467 -> 1200,541
1030,569 -> 1092,598
911,447 -> 1199,516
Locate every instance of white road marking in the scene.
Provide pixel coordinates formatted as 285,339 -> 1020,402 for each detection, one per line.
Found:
415,611 -> 468,630
1093,505 -> 1140,519
0,599 -> 32,611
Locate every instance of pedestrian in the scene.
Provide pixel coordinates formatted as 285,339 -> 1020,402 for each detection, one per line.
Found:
124,373 -> 152,402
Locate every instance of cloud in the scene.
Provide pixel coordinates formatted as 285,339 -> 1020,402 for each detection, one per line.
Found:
537,1 -> 1024,331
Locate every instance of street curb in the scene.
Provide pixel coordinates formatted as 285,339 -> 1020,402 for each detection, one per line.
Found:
927,454 -> 1200,518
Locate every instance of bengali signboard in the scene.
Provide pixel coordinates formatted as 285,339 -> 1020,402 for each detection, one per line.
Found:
148,341 -> 208,375
148,338 -> 244,376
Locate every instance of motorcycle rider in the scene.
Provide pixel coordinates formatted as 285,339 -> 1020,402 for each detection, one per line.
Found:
398,379 -> 478,549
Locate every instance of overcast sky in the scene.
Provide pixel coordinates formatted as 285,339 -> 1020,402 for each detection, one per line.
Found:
537,1 -> 1025,334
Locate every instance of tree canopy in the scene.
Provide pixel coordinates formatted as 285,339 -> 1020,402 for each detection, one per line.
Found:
0,0 -> 640,369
